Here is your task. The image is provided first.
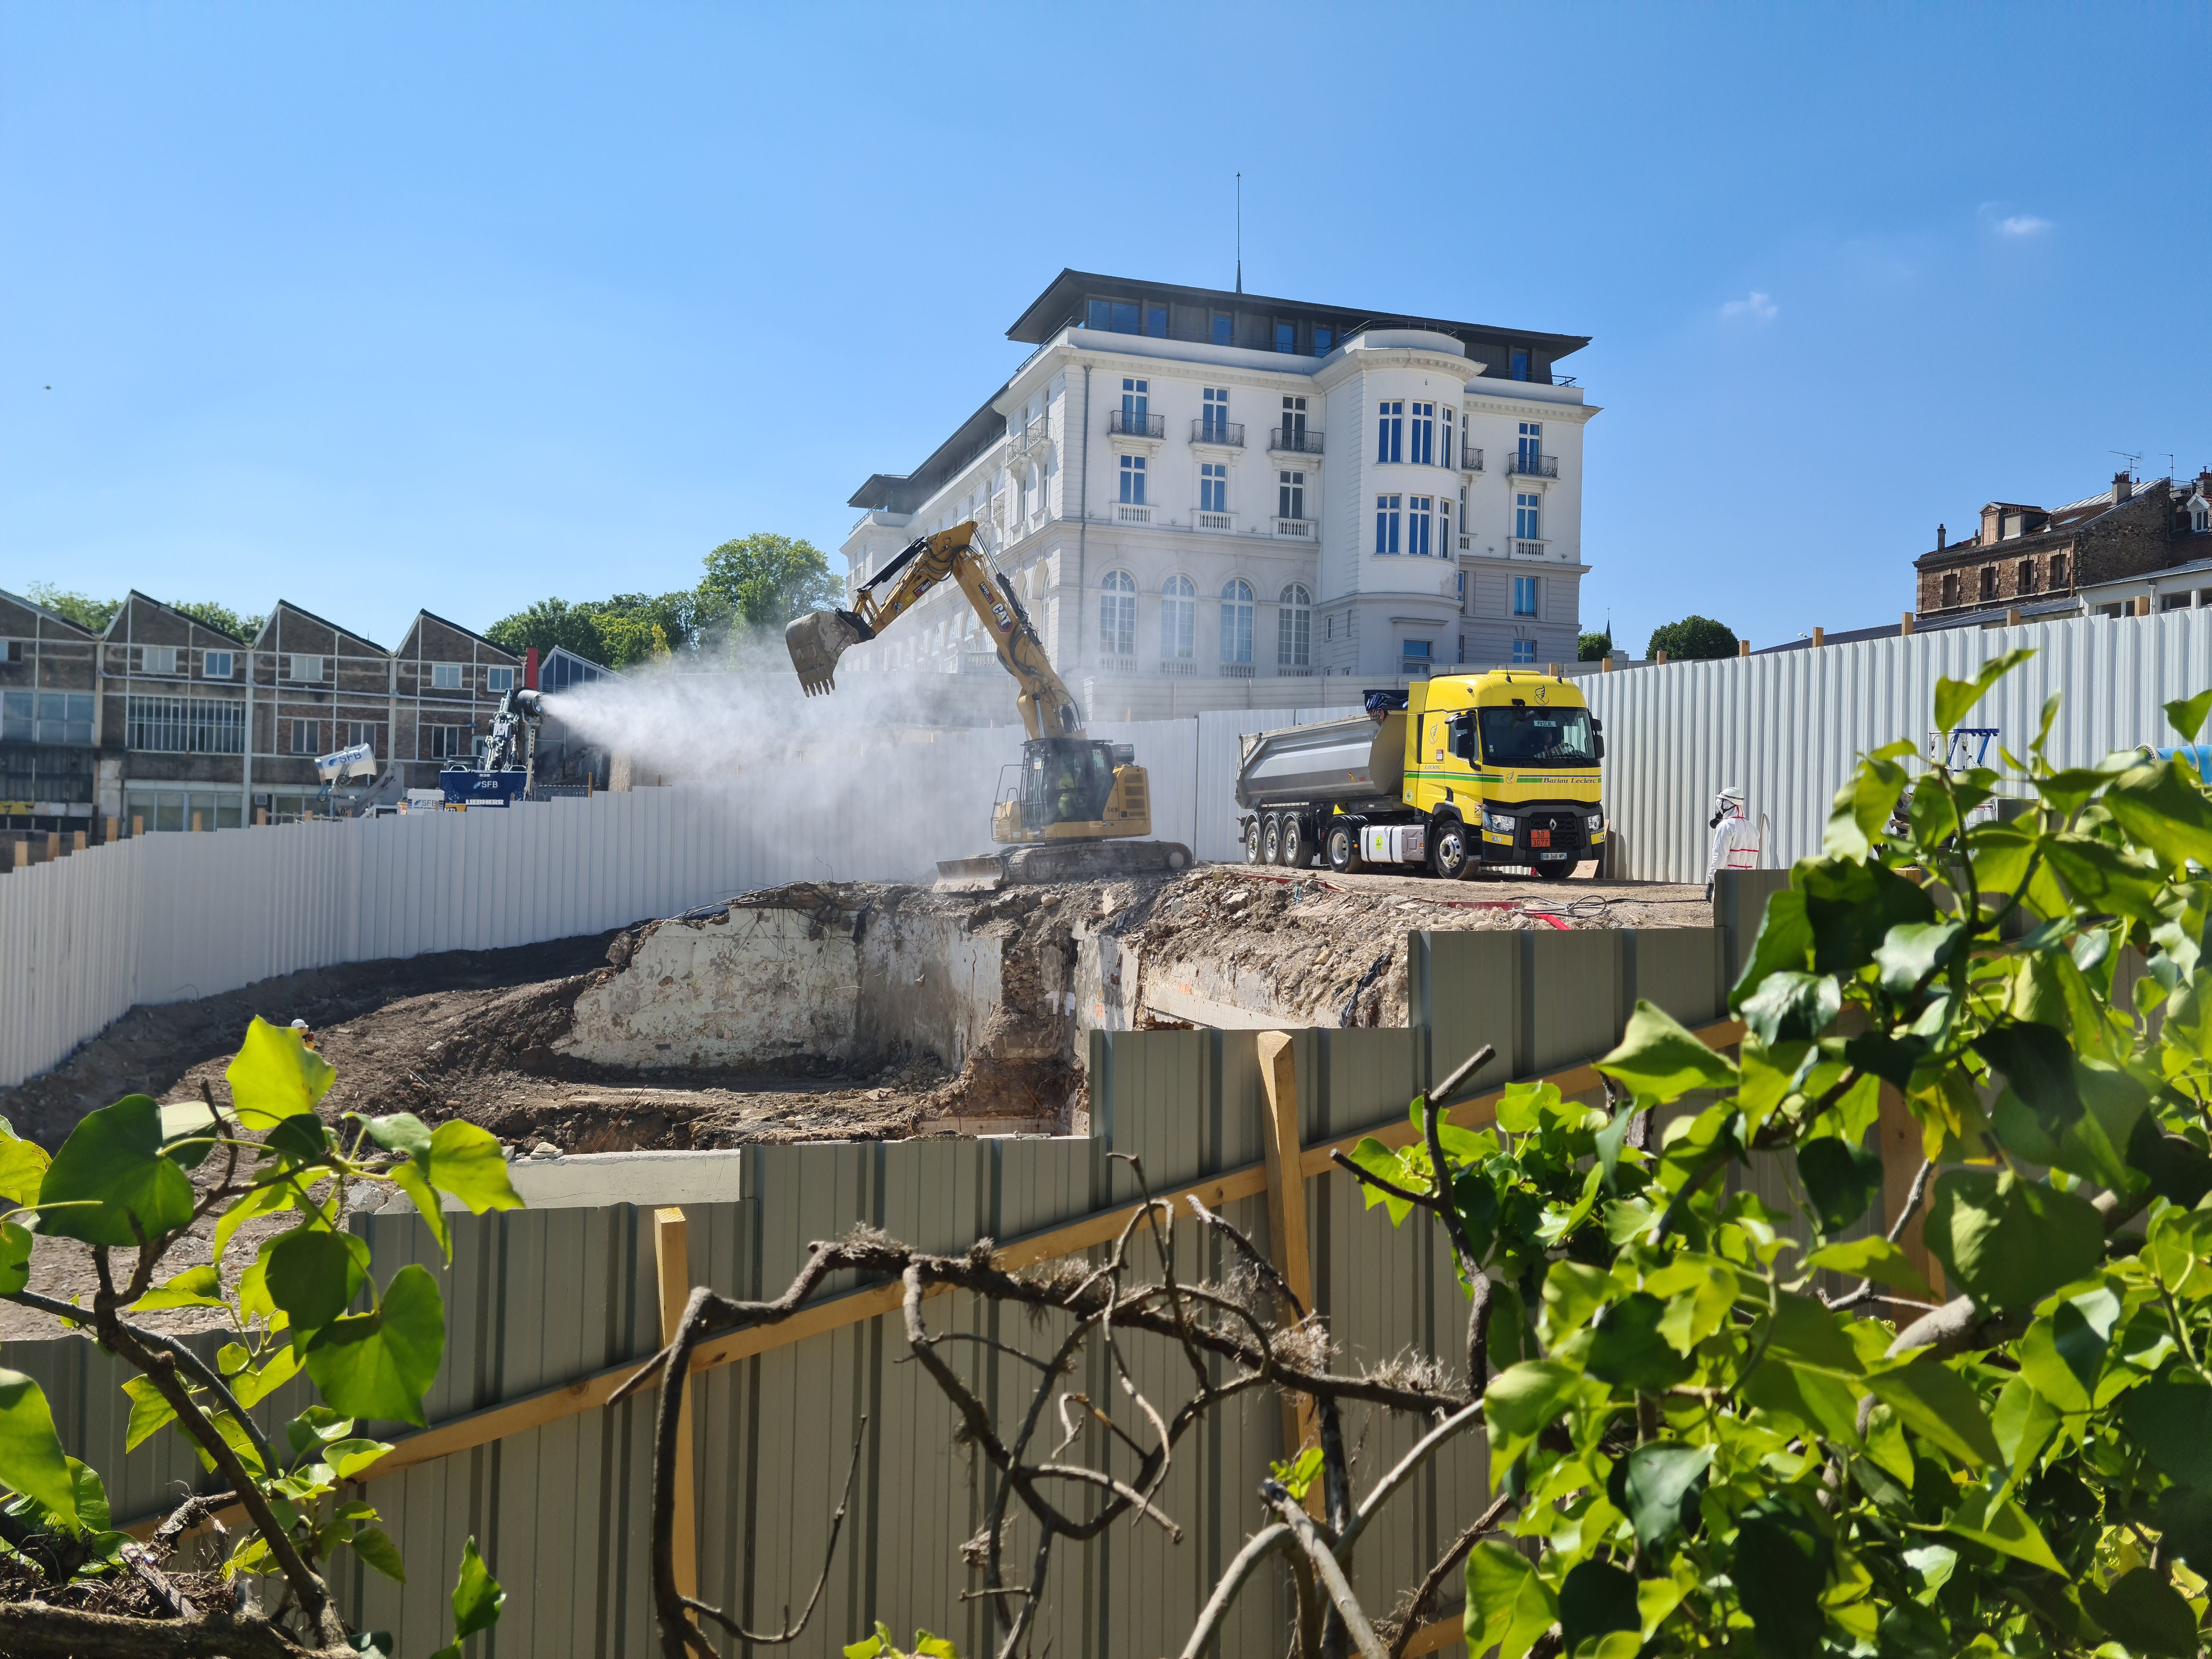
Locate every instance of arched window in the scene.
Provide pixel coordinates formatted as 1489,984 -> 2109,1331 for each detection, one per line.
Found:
1278,583 -> 1311,667
1163,576 -> 1196,660
1100,570 -> 1136,658
1220,579 -> 1255,664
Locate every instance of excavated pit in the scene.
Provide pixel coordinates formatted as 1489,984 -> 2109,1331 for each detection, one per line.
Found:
2,868 -> 1711,1161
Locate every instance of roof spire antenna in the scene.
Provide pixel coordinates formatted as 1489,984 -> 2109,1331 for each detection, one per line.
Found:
1235,172 -> 1242,294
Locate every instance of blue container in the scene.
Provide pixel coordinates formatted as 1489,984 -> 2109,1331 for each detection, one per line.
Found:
437,767 -> 527,807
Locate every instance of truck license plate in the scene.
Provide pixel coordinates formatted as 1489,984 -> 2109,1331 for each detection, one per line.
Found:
1528,829 -> 1551,847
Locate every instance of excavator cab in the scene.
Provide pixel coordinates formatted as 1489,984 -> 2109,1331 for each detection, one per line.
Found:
996,738 -> 1131,841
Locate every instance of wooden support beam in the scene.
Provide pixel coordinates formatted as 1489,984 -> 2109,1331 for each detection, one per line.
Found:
654,1206 -> 699,1616
1257,1031 -> 1319,1505
1877,1084 -> 1941,1296
1404,1613 -> 1465,1655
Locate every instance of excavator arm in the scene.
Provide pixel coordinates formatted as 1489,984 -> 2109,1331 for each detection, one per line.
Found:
784,520 -> 1083,741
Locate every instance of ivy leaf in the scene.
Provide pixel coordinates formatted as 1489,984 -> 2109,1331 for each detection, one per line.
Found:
1874,920 -> 1966,997
1729,887 -> 1815,1008
1596,999 -> 1737,1102
1923,1168 -> 2103,1315
1739,971 -> 1839,1046
347,1525 -> 407,1584
1612,1442 -> 1711,1549
265,1229 -> 371,1333
2079,1567 -> 2200,1658
1585,1292 -> 1694,1392
0,1137 -> 52,1208
1800,857 -> 1939,976
2043,833 -> 2168,922
417,1122 -> 523,1216
1558,1560 -> 1641,1659
224,1017 -> 336,1130
2119,1382 -> 2212,1487
352,1112 -> 432,1162
1802,1236 -> 1933,1298
1795,1138 -> 1883,1233
1824,751 -> 1912,862
36,1095 -> 196,1248
1346,1137 -> 1417,1225
0,1369 -> 78,1528
2166,689 -> 2212,744
303,1264 -> 445,1428
121,1375 -> 177,1452
132,1263 -> 226,1312
1942,1486 -> 2066,1574
1934,648 -> 2033,734
448,1536 -> 505,1643
1483,1361 -> 1584,1476
2105,757 -> 2212,873
1865,1360 -> 2001,1467
0,1221 -> 32,1297
1732,1515 -> 1829,1659
1466,1540 -> 1559,1659
2152,1487 -> 2212,1575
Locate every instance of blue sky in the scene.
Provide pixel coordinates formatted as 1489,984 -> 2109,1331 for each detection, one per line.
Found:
4,3 -> 2208,653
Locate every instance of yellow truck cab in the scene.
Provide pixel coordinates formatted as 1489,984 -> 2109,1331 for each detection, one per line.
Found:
1231,672 -> 1606,879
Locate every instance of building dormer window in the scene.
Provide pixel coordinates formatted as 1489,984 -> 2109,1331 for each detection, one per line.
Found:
1274,321 -> 1295,353
1510,347 -> 1531,380
1212,313 -> 1233,347
2194,500 -> 2210,533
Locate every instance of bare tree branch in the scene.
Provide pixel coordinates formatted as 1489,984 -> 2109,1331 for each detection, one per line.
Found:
680,1417 -> 866,1646
1264,1482 -> 1387,1659
1383,1491 -> 1514,1659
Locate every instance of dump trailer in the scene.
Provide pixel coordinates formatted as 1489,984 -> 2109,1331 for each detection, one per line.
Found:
1233,672 -> 1606,879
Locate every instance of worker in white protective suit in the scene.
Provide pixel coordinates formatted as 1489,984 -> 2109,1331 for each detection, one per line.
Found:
1705,784 -> 1757,900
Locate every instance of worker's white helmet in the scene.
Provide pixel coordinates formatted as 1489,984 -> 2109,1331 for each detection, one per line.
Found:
1715,784 -> 1745,807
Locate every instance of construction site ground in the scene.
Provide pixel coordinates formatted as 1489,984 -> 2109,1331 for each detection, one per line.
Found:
0,865 -> 1703,1336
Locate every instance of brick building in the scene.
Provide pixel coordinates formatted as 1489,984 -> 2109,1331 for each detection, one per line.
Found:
251,603 -> 400,818
0,590 -> 101,837
391,612 -> 522,791
1914,469 -> 2212,625
105,594 -> 254,832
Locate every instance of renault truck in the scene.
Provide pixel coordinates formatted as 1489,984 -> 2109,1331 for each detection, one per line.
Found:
1232,671 -> 1606,879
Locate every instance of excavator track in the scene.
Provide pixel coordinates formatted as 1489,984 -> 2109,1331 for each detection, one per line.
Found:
935,840 -> 1193,893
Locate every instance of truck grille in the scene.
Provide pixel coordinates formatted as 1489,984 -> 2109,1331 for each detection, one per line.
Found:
1521,810 -> 1586,852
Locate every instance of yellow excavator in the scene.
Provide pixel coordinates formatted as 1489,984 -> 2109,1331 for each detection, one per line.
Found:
784,519 -> 1193,890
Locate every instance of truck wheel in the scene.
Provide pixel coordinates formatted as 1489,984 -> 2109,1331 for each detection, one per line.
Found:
1281,815 -> 1309,869
1262,813 -> 1283,865
1327,823 -> 1364,874
1244,818 -> 1264,864
1429,817 -> 1476,880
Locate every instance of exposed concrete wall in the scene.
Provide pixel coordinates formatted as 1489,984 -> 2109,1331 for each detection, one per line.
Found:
558,896 -> 1008,1077
560,907 -> 860,1069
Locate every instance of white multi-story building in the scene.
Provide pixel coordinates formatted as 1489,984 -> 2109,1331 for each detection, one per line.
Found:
843,270 -> 1595,717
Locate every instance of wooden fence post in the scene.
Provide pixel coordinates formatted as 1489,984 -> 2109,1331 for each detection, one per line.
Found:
1877,1087 -> 1941,1296
653,1207 -> 699,1614
1256,1032 -> 1321,1511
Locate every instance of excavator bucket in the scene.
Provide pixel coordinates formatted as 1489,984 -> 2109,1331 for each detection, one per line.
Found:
784,610 -> 866,696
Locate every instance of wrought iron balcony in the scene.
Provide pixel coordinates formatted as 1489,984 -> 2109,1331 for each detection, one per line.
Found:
1108,410 -> 1164,438
1458,446 -> 1483,472
1506,452 -> 1559,479
1268,427 -> 1324,455
1190,419 -> 1244,447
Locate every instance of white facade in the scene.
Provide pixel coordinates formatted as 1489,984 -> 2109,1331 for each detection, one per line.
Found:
842,279 -> 1596,714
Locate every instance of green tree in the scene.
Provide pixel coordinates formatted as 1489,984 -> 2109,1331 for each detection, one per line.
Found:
1645,613 -> 1738,660
166,600 -> 262,641
0,1018 -> 512,1655
1350,653 -> 2212,1659
590,592 -> 692,663
485,597 -> 610,665
24,584 -> 120,634
1578,629 -> 1613,662
697,532 -> 842,633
